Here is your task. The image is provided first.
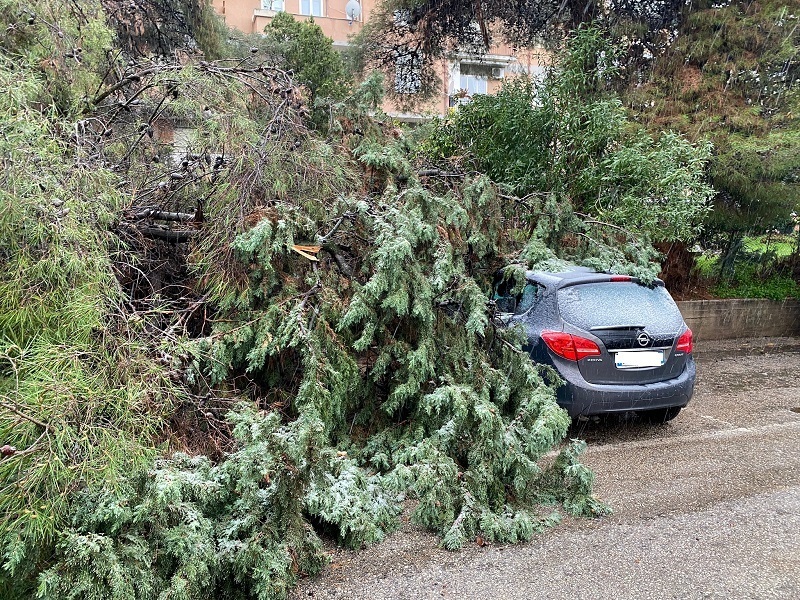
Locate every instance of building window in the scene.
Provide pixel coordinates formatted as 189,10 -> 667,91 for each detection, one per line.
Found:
300,0 -> 323,16
449,61 -> 491,105
395,52 -> 422,94
261,0 -> 284,10
459,73 -> 487,97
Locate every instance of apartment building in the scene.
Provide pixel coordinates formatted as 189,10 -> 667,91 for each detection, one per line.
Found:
211,0 -> 546,119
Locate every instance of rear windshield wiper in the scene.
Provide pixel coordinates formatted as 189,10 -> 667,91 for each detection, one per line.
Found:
589,324 -> 645,331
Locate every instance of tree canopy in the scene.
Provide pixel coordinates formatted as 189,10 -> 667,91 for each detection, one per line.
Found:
422,28 -> 712,247
355,0 -> 687,105
621,0 -> 800,244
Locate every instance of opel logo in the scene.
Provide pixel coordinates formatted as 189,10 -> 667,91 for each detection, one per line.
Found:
637,332 -> 652,347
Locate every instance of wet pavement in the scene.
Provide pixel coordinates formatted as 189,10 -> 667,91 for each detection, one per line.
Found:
291,337 -> 800,600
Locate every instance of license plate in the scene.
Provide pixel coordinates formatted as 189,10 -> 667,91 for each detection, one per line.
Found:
615,350 -> 664,368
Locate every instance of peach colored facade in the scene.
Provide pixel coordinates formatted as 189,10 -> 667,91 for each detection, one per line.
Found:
213,0 -> 369,40
212,0 -> 547,119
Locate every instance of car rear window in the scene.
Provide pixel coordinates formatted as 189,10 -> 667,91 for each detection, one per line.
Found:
556,282 -> 684,334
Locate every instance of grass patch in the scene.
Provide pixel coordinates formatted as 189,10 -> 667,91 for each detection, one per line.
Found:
742,234 -> 797,258
712,273 -> 800,300
693,235 -> 799,301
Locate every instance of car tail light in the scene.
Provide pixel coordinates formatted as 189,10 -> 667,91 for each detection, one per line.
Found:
676,328 -> 693,354
610,275 -> 632,282
541,331 -> 601,361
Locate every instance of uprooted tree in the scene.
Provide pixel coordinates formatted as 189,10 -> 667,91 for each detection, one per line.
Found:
0,1 -> 712,598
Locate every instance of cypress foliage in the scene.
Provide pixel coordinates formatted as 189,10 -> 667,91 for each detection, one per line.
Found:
184,87 -> 615,559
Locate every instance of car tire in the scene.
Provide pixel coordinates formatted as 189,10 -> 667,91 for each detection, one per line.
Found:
642,406 -> 682,423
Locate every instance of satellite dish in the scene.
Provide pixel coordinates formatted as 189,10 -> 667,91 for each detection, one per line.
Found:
345,0 -> 361,23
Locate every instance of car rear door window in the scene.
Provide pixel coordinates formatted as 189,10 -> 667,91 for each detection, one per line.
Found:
494,280 -> 543,315
515,283 -> 542,314
556,282 -> 684,334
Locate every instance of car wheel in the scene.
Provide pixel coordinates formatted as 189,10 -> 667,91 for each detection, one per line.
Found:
642,406 -> 682,424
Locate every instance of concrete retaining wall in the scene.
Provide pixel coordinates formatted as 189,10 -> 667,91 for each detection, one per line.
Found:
676,299 -> 800,341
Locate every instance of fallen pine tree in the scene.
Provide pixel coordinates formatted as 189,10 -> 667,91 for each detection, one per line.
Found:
0,2 -> 712,598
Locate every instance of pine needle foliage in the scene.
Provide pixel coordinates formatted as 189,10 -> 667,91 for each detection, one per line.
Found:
0,1 -> 183,595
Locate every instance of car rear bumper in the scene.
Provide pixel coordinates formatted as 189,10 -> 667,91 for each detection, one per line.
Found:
556,359 -> 696,417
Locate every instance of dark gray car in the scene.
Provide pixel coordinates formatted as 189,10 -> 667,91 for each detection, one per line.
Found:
494,267 -> 695,422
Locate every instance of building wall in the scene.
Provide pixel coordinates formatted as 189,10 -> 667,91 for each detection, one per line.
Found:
212,0 -> 369,37
212,0 -> 548,118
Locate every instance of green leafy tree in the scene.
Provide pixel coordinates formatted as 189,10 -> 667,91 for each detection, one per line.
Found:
262,11 -> 351,125
422,28 -> 713,252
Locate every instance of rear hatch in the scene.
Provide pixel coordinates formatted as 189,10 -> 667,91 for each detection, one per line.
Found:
556,281 -> 689,385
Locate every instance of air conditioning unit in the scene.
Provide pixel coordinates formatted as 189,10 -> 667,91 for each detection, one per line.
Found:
491,67 -> 504,79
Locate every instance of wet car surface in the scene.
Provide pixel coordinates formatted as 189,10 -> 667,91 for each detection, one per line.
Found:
494,267 -> 695,421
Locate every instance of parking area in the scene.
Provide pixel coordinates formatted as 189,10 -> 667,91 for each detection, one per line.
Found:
573,337 -> 800,520
292,337 -> 800,600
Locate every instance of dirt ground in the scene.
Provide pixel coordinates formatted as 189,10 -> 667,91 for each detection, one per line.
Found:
291,337 -> 800,600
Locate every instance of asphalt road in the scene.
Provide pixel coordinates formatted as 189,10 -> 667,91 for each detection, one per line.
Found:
291,337 -> 800,600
